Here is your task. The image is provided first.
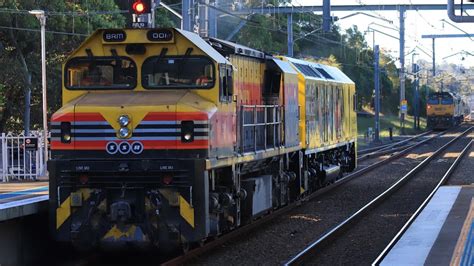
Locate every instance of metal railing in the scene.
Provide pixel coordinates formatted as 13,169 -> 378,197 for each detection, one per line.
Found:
1,132 -> 47,182
239,104 -> 282,154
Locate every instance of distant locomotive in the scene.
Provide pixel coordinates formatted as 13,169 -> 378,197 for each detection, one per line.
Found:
48,28 -> 357,250
426,91 -> 470,129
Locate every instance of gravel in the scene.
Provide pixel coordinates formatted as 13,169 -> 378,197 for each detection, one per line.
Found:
307,130 -> 472,265
447,131 -> 474,186
192,126 -> 470,265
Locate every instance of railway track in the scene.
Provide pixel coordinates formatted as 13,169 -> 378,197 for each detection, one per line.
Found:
357,130 -> 433,161
161,127 -> 464,265
372,139 -> 473,265
284,126 -> 473,265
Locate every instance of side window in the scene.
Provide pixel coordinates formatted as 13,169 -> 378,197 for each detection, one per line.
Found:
219,64 -> 233,102
263,70 -> 281,96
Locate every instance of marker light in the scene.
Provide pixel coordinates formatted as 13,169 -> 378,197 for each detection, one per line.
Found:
119,127 -> 130,138
118,115 -> 130,127
162,174 -> 173,185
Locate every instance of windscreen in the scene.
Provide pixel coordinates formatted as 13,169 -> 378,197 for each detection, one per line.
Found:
441,94 -> 454,105
65,57 -> 136,90
427,98 -> 439,105
142,56 -> 215,89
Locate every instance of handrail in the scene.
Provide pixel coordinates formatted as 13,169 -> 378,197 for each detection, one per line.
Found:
238,104 -> 282,154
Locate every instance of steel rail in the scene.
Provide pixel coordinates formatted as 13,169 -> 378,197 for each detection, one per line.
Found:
160,128 -> 458,265
284,126 -> 473,266
358,130 -> 433,158
372,138 -> 473,265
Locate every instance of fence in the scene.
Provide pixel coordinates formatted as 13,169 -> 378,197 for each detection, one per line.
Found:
1,132 -> 47,182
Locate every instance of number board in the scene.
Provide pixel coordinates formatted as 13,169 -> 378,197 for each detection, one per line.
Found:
147,29 -> 173,42
102,30 -> 127,42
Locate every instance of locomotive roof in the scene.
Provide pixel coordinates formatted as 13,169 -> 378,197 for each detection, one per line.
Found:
207,37 -> 267,59
285,57 -> 354,84
175,29 -> 232,64
66,28 -> 231,65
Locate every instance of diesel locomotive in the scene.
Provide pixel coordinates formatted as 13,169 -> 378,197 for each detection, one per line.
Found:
427,91 -> 470,129
48,28 -> 357,250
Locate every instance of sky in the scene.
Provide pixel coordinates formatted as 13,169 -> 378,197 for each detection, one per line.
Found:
296,0 -> 474,68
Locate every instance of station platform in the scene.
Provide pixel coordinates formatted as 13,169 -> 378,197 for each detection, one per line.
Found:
381,186 -> 474,266
0,182 -> 48,221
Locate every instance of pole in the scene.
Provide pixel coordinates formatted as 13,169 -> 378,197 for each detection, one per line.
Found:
323,0 -> 331,32
24,80 -> 31,136
208,0 -> 217,37
372,30 -> 375,50
416,64 -> 420,129
412,53 -> 416,130
287,13 -> 294,57
39,14 -> 48,175
432,38 -> 436,77
399,6 -> 406,134
374,45 -> 380,142
151,0 -> 156,28
182,0 -> 192,31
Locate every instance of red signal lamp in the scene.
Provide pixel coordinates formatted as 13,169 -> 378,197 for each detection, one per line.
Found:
132,0 -> 146,15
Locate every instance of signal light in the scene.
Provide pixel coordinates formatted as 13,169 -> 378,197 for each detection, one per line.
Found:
131,0 -> 151,15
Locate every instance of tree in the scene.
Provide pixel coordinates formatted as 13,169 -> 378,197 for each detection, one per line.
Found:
0,0 -> 125,133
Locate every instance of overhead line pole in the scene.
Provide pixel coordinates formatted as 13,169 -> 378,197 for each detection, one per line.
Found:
421,34 -> 474,75
232,4 -> 474,15
287,13 -> 294,57
374,44 -> 381,143
225,3 -> 474,135
399,6 -> 406,134
432,38 -> 436,77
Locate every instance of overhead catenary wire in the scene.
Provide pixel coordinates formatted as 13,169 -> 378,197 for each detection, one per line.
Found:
0,25 -> 88,37
0,8 -> 128,16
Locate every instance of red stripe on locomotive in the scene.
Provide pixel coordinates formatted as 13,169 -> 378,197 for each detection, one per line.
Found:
51,140 -> 209,150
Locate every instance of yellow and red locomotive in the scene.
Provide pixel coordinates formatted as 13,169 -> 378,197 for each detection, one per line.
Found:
48,28 -> 357,250
426,91 -> 469,130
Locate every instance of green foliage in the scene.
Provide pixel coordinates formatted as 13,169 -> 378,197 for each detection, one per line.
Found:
0,0 -> 125,132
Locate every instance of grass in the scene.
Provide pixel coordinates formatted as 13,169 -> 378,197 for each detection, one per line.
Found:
357,113 -> 426,148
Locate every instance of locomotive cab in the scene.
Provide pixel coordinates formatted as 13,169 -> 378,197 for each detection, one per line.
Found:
50,28 -> 236,249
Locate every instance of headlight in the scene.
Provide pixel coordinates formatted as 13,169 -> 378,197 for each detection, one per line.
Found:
181,121 -> 194,142
184,133 -> 192,141
61,122 -> 71,144
118,127 -> 130,138
62,133 -> 71,142
118,115 -> 130,127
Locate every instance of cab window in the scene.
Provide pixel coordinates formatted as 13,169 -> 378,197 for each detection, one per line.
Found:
142,56 -> 215,89
427,98 -> 439,104
441,96 -> 454,105
65,57 -> 136,90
